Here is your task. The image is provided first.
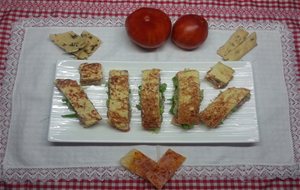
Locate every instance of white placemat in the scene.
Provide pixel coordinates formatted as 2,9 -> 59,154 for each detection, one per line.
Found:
1,18 -> 299,181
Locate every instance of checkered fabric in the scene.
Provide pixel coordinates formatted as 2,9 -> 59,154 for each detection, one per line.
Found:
1,0 -> 300,189
1,179 -> 300,189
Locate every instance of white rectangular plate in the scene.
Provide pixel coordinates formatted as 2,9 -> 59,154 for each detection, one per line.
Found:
48,60 -> 259,143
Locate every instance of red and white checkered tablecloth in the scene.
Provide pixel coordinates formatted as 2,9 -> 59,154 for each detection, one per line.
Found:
1,0 -> 300,189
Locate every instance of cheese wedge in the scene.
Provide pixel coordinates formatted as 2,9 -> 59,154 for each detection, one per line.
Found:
205,62 -> 235,89
54,79 -> 101,127
199,87 -> 250,128
79,63 -> 103,85
107,70 -> 130,131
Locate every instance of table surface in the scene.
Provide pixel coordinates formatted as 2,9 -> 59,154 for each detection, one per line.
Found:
1,0 -> 300,189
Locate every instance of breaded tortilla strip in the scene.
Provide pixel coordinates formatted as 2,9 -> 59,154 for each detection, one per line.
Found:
146,149 -> 186,190
120,149 -> 157,179
107,70 -> 130,131
173,69 -> 201,125
140,69 -> 162,130
205,62 -> 235,89
199,87 -> 250,128
55,79 -> 101,127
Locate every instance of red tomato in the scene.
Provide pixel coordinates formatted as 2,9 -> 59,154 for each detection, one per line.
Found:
171,14 -> 208,50
125,7 -> 172,49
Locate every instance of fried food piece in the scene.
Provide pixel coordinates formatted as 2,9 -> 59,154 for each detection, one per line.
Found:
120,149 -> 186,190
199,87 -> 250,128
170,69 -> 201,129
146,149 -> 186,190
79,63 -> 103,85
107,70 -> 130,131
205,62 -> 234,89
55,79 -> 101,127
120,149 -> 157,179
140,69 -> 165,130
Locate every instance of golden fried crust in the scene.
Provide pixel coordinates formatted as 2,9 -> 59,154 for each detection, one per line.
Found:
174,70 -> 201,125
120,149 -> 158,179
121,149 -> 186,190
107,70 -> 130,131
205,62 -> 234,89
55,79 -> 101,127
141,69 -> 161,129
199,87 -> 250,128
145,167 -> 171,190
79,63 -> 103,85
158,149 -> 186,171
146,149 -> 186,190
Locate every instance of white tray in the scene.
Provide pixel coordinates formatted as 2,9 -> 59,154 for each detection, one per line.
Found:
48,60 -> 259,143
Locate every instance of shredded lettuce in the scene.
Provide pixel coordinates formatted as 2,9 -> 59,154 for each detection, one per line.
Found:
106,99 -> 109,108
159,83 -> 167,116
62,98 -> 74,111
169,76 -> 196,129
148,127 -> 161,134
128,87 -> 132,118
169,76 -> 178,115
136,85 -> 142,110
159,83 -> 167,92
61,97 -> 78,118
61,113 -> 78,118
136,82 -> 166,125
200,89 -> 204,103
136,104 -> 141,110
181,124 -> 194,130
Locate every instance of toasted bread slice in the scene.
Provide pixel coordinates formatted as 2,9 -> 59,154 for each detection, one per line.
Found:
79,63 -> 103,85
205,62 -> 234,89
120,149 -> 158,179
146,149 -> 186,190
140,69 -> 163,130
199,87 -> 250,128
120,149 -> 186,190
171,69 -> 201,127
107,70 -> 130,131
54,79 -> 101,127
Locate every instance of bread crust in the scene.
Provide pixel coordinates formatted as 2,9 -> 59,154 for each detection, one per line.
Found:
140,69 -> 162,130
199,87 -> 250,128
107,70 -> 130,131
120,149 -> 157,179
55,79 -> 101,127
173,70 -> 201,125
79,63 -> 103,85
205,62 -> 234,89
120,149 -> 186,190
